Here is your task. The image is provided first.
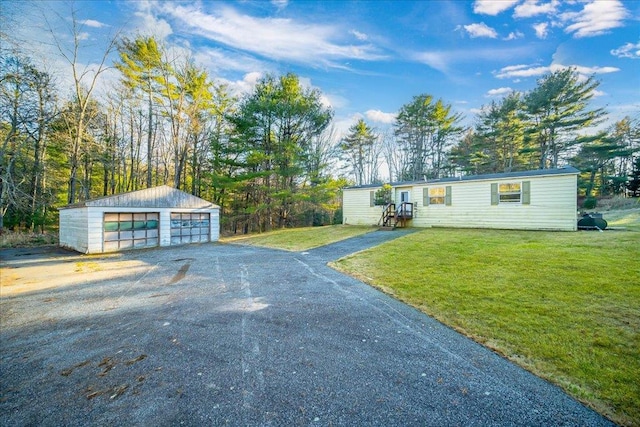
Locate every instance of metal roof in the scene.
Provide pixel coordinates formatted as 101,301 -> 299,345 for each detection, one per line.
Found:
59,185 -> 220,209
344,166 -> 580,190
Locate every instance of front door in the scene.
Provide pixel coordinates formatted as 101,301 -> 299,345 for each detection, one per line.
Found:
400,191 -> 410,203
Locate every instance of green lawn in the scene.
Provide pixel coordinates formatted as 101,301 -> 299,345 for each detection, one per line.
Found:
604,207 -> 640,232
220,224 -> 375,251
331,227 -> 639,426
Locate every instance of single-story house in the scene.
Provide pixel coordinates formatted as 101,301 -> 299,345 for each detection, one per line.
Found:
59,185 -> 220,254
343,166 -> 579,231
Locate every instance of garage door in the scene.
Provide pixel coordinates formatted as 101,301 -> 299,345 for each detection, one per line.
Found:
103,212 -> 159,251
170,213 -> 210,245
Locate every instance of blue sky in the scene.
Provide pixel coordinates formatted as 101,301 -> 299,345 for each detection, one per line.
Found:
5,0 -> 640,134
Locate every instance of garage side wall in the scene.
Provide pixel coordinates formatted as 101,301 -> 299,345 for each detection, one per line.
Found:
59,207 -> 89,253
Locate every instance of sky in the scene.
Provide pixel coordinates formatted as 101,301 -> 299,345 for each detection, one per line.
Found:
3,0 -> 640,136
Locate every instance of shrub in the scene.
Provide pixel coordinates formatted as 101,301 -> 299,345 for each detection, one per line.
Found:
582,197 -> 597,209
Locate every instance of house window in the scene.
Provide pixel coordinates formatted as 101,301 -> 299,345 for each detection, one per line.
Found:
422,186 -> 452,206
491,181 -> 530,205
429,187 -> 445,205
499,183 -> 522,203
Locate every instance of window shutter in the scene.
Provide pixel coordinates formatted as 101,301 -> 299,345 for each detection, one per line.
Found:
491,183 -> 499,205
445,186 -> 452,206
522,181 -> 531,205
370,191 -> 374,207
423,187 -> 429,206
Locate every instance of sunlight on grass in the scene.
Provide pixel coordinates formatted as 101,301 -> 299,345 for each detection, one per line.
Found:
220,225 -> 375,251
332,228 -> 640,426
603,208 -> 640,232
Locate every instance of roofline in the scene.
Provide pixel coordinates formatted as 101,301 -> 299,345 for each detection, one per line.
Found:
344,166 -> 580,190
59,185 -> 220,209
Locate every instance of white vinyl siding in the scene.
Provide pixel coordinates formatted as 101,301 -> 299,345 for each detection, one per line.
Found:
59,207 -> 89,253
344,172 -> 577,231
343,187 -> 385,225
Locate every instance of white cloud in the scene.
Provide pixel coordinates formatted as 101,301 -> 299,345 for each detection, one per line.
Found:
464,22 -> 498,38
504,31 -> 524,41
611,41 -> 640,59
514,0 -> 558,18
322,93 -> 349,110
473,0 -> 519,15
533,22 -> 549,39
494,63 -> 620,79
350,29 -> 368,41
133,10 -> 173,39
271,0 -> 288,8
413,51 -> 451,73
486,87 -> 514,97
413,46 -> 532,73
194,47 -> 267,74
591,89 -> 606,98
561,0 -> 627,38
218,72 -> 264,98
365,110 -> 396,124
80,19 -> 107,28
570,64 -> 619,75
159,4 -> 385,68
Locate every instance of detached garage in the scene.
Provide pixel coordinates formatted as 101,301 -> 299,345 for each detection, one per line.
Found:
59,185 -> 220,254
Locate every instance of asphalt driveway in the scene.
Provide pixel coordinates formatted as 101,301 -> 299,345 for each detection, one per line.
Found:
0,231 -> 614,426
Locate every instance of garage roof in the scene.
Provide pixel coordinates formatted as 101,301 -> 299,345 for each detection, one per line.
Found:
60,185 -> 219,209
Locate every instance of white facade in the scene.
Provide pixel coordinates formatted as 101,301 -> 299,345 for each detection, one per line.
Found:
343,167 -> 579,231
59,186 -> 220,254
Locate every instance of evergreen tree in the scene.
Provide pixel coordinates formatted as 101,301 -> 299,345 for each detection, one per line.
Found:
340,119 -> 378,186
115,36 -> 164,188
524,68 -> 605,169
395,94 -> 462,180
229,73 -> 332,231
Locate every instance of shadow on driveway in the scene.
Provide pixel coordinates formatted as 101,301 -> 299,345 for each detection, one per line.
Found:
0,232 -> 614,426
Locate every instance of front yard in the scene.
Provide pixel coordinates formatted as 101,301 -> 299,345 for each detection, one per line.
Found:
331,227 -> 639,426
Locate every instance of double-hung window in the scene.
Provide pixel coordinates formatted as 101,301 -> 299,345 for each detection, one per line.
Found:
422,186 -> 452,206
499,183 -> 522,203
491,181 -> 530,205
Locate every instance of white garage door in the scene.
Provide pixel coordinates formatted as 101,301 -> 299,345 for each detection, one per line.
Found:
170,213 -> 210,245
103,212 -> 159,251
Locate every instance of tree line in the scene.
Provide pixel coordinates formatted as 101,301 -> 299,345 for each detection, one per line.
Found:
1,24 -> 639,233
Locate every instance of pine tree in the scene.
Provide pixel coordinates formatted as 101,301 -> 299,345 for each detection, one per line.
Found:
524,68 -> 605,169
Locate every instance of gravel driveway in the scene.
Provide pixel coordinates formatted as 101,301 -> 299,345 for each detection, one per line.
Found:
0,231 -> 614,426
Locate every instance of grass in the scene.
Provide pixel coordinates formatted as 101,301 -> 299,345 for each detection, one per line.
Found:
331,227 -> 639,426
220,224 -> 375,251
602,207 -> 640,232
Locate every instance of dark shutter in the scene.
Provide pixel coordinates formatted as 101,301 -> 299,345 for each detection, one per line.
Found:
522,181 -> 531,205
491,183 -> 499,205
445,186 -> 452,206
